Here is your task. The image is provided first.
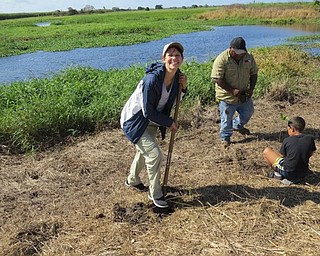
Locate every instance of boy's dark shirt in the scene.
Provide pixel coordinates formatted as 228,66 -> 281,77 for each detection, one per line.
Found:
280,134 -> 316,180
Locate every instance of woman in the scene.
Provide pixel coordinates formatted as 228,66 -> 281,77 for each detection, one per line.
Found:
120,42 -> 187,208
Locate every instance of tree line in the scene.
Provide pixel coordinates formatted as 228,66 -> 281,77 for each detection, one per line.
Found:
0,4 -> 209,20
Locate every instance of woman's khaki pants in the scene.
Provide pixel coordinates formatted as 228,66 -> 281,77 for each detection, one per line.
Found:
127,124 -> 163,199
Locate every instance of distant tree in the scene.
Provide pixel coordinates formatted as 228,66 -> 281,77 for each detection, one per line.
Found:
191,5 -> 198,8
67,7 -> 78,15
155,5 -> 163,9
146,7 -> 150,11
112,7 -> 120,11
83,5 -> 95,12
137,6 -> 144,10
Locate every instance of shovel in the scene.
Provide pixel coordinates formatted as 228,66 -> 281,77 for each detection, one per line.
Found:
162,82 -> 182,196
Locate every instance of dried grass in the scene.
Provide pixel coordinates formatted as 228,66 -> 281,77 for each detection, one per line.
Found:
265,78 -> 298,104
1,65 -> 320,256
200,5 -> 320,20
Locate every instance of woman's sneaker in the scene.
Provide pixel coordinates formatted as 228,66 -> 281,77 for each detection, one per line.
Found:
125,180 -> 148,192
148,193 -> 168,208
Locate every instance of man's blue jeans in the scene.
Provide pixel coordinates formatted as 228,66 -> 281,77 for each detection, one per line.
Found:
219,98 -> 254,142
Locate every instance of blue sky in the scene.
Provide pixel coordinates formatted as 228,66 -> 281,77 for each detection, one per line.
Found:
0,0 -> 312,13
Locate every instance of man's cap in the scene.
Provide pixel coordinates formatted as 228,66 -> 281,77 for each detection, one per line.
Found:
162,42 -> 184,57
230,37 -> 247,54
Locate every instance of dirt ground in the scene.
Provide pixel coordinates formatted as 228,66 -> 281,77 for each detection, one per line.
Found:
1,78 -> 320,255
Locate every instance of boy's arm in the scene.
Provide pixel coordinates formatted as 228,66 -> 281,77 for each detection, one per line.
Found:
279,142 -> 286,156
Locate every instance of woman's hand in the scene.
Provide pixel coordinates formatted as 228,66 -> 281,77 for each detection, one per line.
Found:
179,74 -> 187,90
169,121 -> 178,132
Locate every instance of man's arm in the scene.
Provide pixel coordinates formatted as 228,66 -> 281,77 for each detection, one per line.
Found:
213,78 -> 240,97
249,74 -> 258,91
247,74 -> 258,98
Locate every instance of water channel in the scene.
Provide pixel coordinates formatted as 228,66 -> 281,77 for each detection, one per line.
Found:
0,24 -> 319,85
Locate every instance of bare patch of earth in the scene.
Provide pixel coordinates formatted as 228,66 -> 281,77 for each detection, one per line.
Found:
1,82 -> 320,255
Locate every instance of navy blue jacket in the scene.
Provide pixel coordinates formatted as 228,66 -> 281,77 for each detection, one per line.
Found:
120,62 -> 182,144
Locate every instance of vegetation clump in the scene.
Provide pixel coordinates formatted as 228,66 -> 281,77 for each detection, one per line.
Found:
198,3 -> 320,24
0,46 -> 318,153
0,3 -> 319,152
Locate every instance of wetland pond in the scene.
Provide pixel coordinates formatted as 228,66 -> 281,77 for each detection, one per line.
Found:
0,24 -> 319,85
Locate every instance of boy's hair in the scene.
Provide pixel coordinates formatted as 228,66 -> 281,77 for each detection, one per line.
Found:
288,116 -> 305,132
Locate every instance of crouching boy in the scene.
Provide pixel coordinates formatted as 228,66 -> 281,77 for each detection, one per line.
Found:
263,116 -> 316,183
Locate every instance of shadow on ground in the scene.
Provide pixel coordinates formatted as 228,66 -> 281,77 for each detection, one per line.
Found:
247,127 -> 320,143
113,171 -> 320,224
174,171 -> 320,209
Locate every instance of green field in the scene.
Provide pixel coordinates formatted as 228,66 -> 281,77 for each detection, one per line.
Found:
0,2 -> 319,57
0,2 -> 319,152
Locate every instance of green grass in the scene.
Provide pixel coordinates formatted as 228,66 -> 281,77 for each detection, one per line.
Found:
0,2 -> 319,152
0,2 -> 318,57
0,9 -> 211,57
0,66 -> 143,152
0,46 -> 318,153
253,45 -> 319,100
